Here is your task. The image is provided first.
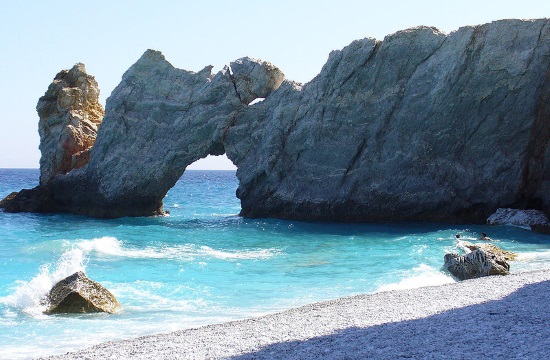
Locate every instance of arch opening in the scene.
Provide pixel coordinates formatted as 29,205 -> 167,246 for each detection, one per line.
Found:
163,154 -> 240,218
186,154 -> 237,171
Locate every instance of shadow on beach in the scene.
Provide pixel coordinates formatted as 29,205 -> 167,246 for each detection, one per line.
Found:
230,280 -> 550,360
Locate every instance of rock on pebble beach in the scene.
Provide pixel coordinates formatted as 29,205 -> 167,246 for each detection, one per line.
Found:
444,242 -> 514,280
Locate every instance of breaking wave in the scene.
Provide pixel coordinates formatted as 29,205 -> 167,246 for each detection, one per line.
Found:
376,264 -> 455,292
0,248 -> 86,316
73,236 -> 281,261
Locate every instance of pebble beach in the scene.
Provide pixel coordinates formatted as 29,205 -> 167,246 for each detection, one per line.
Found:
41,269 -> 550,359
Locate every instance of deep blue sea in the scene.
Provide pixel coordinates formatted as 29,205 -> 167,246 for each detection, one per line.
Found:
1,169 -> 550,359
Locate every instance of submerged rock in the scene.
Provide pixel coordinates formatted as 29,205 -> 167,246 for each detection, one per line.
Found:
3,19 -> 550,223
44,272 -> 120,314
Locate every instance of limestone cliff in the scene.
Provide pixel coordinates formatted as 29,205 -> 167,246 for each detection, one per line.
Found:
37,63 -> 104,185
227,19 -> 550,222
3,19 -> 550,222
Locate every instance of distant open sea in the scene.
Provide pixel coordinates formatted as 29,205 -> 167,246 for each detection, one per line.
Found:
1,168 -> 550,359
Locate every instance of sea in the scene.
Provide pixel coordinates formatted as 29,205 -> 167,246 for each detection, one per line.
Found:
1,168 -> 550,359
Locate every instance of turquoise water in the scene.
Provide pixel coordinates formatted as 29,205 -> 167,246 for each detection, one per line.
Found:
1,169 -> 550,359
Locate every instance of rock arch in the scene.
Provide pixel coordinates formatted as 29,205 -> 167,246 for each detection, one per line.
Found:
44,51 -> 284,217
3,19 -> 550,222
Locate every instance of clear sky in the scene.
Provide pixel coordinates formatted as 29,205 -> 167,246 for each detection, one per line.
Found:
1,0 -> 548,169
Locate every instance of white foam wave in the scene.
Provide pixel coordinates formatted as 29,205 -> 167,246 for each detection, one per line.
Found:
74,236 -> 168,258
376,264 -> 455,292
72,236 -> 280,261
1,237 -> 279,315
194,246 -> 278,260
1,248 -> 86,316
113,282 -> 208,313
76,236 -> 127,255
512,250 -> 550,272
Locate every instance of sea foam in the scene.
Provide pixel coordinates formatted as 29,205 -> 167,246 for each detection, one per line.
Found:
376,264 -> 455,292
1,248 -> 86,316
2,236 -> 281,316
72,236 -> 281,261
513,250 -> 550,272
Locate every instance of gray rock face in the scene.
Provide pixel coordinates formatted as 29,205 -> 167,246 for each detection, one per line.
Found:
228,20 -> 550,222
3,19 -> 550,222
230,57 -> 285,104
444,249 -> 510,280
44,272 -> 120,314
37,63 -> 104,185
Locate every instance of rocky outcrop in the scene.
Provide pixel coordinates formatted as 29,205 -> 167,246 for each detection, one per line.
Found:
444,248 -> 510,280
0,192 -> 17,207
44,272 -> 120,314
227,19 -> 550,222
37,63 -> 104,185
459,241 -> 517,261
230,57 -> 285,104
3,19 -> 550,222
41,51 -> 284,217
0,188 -> 50,212
445,241 -> 516,280
487,208 -> 550,233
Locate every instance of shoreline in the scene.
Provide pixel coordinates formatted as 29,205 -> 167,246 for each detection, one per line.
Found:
41,269 -> 550,359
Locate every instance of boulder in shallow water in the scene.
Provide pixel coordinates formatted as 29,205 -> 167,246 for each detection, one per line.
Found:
0,188 -> 52,213
44,272 -> 120,314
444,249 -> 510,280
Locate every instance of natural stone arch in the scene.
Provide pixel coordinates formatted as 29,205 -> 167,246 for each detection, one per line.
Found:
46,50 -> 284,217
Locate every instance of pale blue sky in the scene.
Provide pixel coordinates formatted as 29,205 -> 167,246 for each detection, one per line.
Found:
1,0 -> 548,169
